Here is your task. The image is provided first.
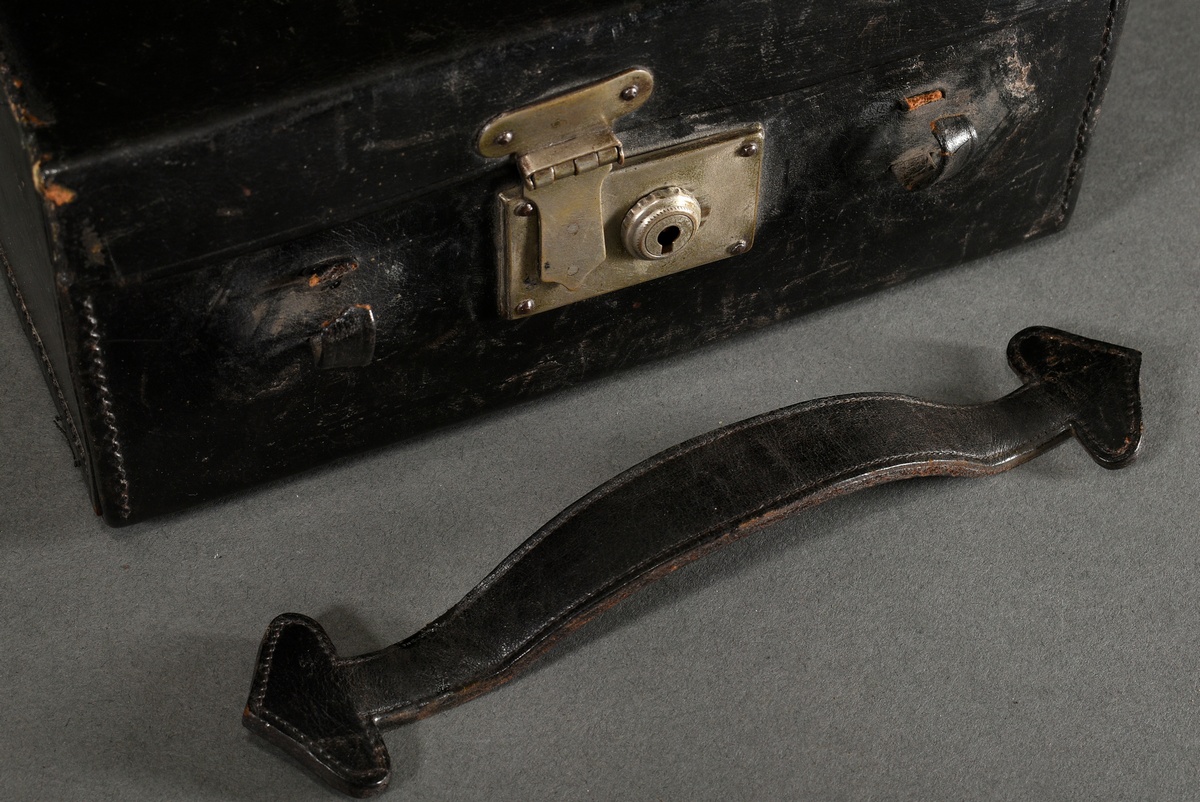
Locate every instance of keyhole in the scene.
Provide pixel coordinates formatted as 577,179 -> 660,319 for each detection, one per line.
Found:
656,225 -> 681,254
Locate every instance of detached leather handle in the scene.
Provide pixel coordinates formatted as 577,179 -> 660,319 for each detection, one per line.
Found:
243,327 -> 1142,797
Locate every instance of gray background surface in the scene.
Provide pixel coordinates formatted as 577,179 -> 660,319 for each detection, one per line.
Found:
2,3 -> 1198,799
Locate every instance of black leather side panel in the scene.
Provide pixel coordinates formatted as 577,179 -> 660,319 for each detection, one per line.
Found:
76,4 -> 1124,524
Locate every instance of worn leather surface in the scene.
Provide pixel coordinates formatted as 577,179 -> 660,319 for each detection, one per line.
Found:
244,327 -> 1141,797
0,1 -> 1128,525
0,0 -> 1117,277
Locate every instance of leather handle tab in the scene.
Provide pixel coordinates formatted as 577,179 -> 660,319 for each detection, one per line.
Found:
243,327 -> 1142,797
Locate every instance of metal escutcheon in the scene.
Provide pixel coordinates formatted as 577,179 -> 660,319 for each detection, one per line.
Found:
622,186 -> 702,260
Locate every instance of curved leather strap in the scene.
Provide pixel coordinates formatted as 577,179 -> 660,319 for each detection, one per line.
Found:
243,326 -> 1142,797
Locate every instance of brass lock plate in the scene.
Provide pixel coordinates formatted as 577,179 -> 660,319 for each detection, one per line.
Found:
496,125 -> 764,318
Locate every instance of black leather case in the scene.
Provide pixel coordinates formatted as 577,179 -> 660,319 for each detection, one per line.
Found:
0,0 -> 1129,524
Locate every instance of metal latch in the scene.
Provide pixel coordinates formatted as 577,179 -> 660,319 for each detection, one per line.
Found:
478,69 -> 764,319
478,69 -> 653,293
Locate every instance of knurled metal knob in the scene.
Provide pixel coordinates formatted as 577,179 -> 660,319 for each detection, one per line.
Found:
622,186 -> 702,260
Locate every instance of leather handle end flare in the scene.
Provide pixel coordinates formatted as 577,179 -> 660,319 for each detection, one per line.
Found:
244,614 -> 389,798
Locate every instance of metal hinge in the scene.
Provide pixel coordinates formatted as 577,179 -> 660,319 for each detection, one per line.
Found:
478,69 -> 653,292
521,139 -> 621,190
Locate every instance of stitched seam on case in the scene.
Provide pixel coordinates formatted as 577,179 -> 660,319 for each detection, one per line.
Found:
80,297 -> 131,519
1059,0 -> 1120,220
0,241 -> 85,461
